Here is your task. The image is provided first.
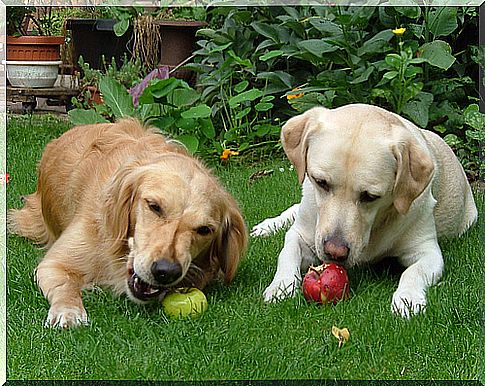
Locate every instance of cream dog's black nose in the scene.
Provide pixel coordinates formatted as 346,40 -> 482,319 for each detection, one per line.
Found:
151,260 -> 182,285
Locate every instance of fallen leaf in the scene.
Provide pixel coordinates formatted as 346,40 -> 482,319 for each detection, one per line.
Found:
247,169 -> 274,185
331,326 -> 350,348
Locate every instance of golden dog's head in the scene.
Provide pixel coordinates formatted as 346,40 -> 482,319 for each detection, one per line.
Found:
282,104 -> 434,267
102,153 -> 247,302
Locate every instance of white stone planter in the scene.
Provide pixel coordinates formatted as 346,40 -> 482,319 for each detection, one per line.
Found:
6,60 -> 62,88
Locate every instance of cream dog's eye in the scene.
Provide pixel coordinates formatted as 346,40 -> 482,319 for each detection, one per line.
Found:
147,201 -> 162,216
196,226 -> 213,236
360,191 -> 380,203
314,178 -> 330,192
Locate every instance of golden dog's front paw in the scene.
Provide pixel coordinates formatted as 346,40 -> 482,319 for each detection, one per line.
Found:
45,304 -> 89,328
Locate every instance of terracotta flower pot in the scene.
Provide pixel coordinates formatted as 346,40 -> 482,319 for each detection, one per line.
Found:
7,36 -> 65,61
85,85 -> 103,106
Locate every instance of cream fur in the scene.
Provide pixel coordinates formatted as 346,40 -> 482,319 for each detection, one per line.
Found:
254,104 -> 477,317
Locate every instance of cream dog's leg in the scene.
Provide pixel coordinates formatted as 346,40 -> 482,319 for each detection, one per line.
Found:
263,227 -> 301,301
391,239 -> 444,318
263,179 -> 317,302
251,204 -> 300,237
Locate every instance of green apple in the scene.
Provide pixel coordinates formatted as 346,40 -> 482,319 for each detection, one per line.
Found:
162,288 -> 208,318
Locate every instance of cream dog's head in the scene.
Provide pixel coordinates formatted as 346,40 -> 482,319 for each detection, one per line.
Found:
282,104 -> 434,267
102,153 -> 247,302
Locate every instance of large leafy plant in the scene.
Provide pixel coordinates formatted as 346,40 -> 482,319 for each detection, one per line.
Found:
192,5 -> 479,172
69,77 -> 213,154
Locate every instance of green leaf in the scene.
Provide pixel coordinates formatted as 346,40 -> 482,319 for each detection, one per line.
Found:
150,116 -> 176,131
175,117 -> 196,131
113,19 -> 130,37
259,50 -> 284,61
138,103 -> 162,122
234,81 -> 249,93
180,104 -> 212,119
464,104 -> 485,130
171,88 -> 201,107
257,71 -> 294,89
418,40 -> 456,70
68,109 -> 109,125
408,23 -> 424,39
385,53 -> 402,69
208,42 -> 233,54
251,22 -> 279,42
261,95 -> 275,103
357,30 -> 394,56
255,102 -> 274,112
402,92 -> 434,127
427,7 -> 458,37
176,135 -> 199,154
444,133 -> 462,147
99,77 -> 134,119
350,66 -> 375,84
196,28 -> 231,45
200,118 -> 216,139
254,124 -> 271,138
227,50 -> 252,67
139,78 -> 187,105
308,19 -> 342,36
383,70 -> 399,80
235,107 -> 251,120
394,6 -> 421,19
228,89 -> 263,108
297,39 -> 339,57
404,65 -> 423,78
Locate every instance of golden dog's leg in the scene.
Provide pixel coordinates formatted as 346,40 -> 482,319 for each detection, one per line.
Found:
35,227 -> 91,328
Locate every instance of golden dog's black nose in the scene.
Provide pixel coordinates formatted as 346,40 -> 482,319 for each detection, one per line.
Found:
151,260 -> 182,285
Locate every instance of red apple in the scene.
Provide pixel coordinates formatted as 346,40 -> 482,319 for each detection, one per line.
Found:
302,263 -> 350,304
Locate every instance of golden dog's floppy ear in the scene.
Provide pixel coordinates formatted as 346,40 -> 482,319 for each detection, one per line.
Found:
215,197 -> 248,283
392,139 -> 434,214
281,107 -> 324,184
102,162 -> 140,256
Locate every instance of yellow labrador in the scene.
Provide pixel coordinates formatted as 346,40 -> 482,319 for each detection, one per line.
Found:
252,104 -> 477,317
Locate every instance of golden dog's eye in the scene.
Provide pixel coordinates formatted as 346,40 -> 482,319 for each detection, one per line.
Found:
147,201 -> 162,216
314,178 -> 330,192
196,226 -> 213,236
360,191 -> 380,203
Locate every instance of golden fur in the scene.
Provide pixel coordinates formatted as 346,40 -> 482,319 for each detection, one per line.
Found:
8,118 -> 247,328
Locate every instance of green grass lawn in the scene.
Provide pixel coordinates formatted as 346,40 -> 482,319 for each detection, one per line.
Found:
6,115 -> 483,381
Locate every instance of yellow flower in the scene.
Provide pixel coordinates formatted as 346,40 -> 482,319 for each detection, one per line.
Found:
287,87 -> 304,100
392,27 -> 406,36
220,149 -> 239,161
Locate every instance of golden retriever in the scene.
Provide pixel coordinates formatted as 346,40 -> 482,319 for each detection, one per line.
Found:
8,118 -> 247,328
251,104 -> 477,317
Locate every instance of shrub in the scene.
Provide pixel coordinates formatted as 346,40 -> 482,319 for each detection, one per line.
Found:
191,6 -> 481,175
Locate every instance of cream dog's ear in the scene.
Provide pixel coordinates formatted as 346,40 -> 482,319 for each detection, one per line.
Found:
392,139 -> 434,214
281,107 -> 326,183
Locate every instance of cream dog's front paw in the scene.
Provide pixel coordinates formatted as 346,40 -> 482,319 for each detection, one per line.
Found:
391,288 -> 427,318
263,276 -> 299,303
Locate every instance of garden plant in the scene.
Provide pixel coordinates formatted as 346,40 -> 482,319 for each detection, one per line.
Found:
69,5 -> 482,179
